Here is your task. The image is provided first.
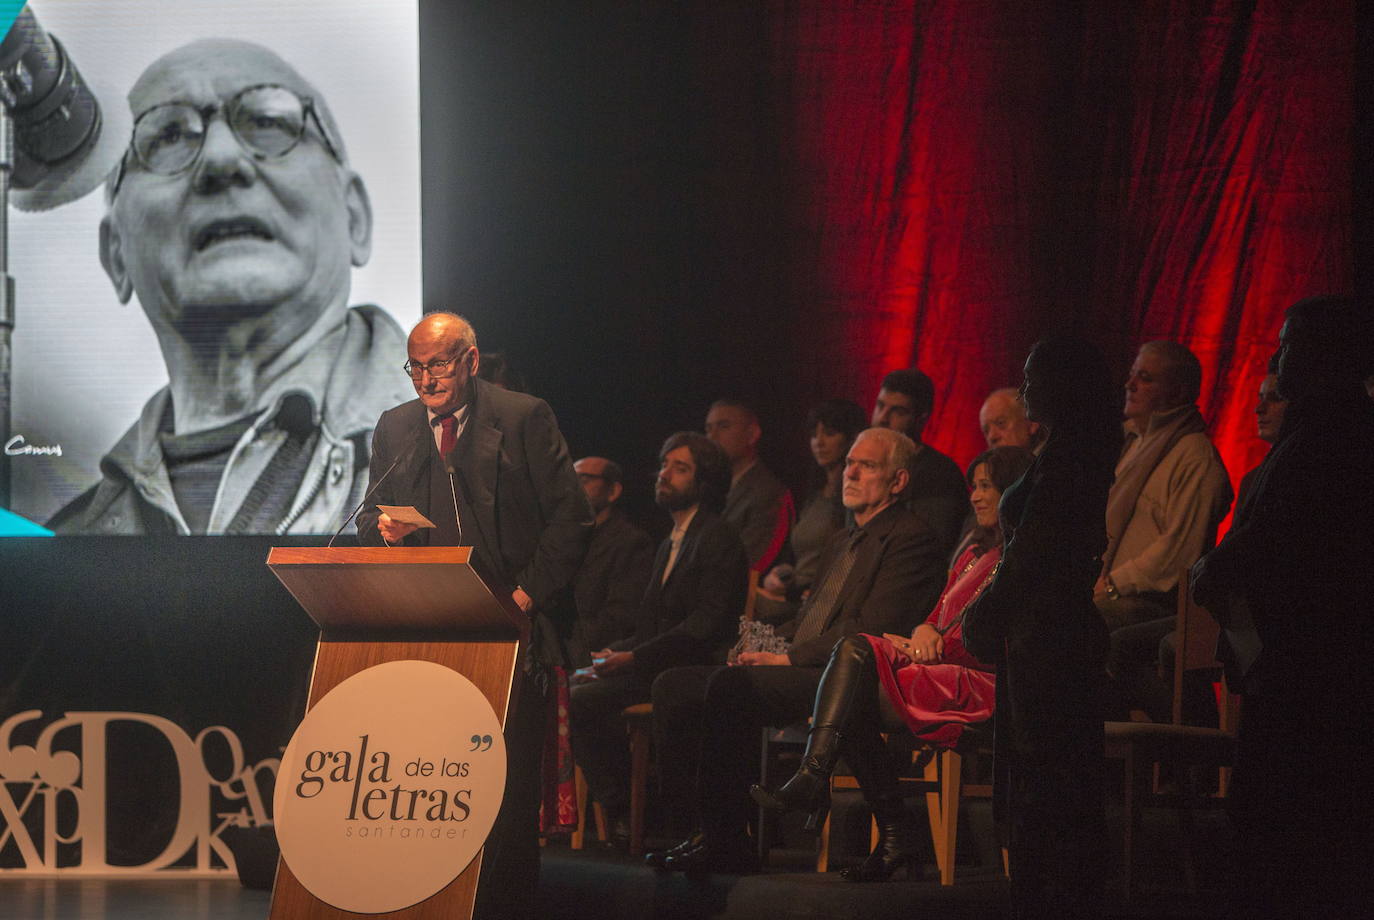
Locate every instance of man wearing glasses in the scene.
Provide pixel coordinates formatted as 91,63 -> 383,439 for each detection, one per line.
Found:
49,39 -> 411,534
358,310 -> 592,918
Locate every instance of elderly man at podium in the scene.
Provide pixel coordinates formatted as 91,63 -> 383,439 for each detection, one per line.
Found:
358,311 -> 592,919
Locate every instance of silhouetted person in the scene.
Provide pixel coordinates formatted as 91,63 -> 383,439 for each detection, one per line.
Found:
1191,295 -> 1374,919
963,336 -> 1118,920
476,350 -> 527,392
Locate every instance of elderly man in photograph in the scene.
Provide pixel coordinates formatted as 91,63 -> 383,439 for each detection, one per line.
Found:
49,39 -> 411,535
358,311 -> 592,919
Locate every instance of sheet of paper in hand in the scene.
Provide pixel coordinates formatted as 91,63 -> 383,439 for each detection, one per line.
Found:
377,505 -> 437,528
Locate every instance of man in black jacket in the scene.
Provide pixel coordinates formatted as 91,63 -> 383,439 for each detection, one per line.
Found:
568,456 -> 656,666
648,427 -> 947,872
357,311 -> 592,919
569,432 -> 748,844
870,368 -> 968,555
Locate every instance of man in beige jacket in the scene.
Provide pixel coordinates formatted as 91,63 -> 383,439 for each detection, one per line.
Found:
1099,340 -> 1232,720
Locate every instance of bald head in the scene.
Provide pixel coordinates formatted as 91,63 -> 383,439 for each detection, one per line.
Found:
407,313 -> 479,415
575,456 -> 624,519
979,388 -> 1039,449
409,312 -> 477,354
100,38 -> 370,352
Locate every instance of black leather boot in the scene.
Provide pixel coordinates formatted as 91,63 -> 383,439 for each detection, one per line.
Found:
751,636 -> 878,831
748,729 -> 835,831
839,723 -> 921,882
840,794 -> 920,882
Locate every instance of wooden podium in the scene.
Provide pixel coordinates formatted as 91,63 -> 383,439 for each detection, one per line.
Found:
264,546 -> 528,920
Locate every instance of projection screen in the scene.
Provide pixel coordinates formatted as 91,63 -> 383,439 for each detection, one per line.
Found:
3,0 -> 421,535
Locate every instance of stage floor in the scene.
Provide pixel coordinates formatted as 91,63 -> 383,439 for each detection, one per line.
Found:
0,877 -> 271,920
0,842 -> 1225,920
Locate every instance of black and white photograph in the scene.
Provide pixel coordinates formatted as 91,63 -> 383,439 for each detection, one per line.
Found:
5,0 -> 420,534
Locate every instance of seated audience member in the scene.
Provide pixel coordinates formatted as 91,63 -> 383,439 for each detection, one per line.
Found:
1235,357 -> 1287,510
567,456 -> 656,667
569,433 -> 747,844
646,428 -> 946,873
475,350 -> 527,392
1118,356 -> 1288,724
705,399 -> 794,571
1102,341 -> 1231,721
979,387 -> 1046,452
755,398 -> 868,623
751,445 -> 1034,881
1191,295 -> 1374,918
870,368 -> 967,554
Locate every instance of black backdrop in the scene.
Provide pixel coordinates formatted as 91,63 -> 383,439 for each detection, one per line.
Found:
420,1 -> 808,526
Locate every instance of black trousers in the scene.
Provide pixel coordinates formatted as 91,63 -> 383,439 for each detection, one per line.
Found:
1108,616 -> 1220,725
651,664 -> 823,841
1000,634 -> 1107,920
567,672 -> 651,815
474,668 -> 546,920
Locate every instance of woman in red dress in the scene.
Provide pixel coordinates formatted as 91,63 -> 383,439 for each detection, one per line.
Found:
751,444 -> 1034,880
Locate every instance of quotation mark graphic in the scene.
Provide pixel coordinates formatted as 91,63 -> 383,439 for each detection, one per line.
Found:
469,734 -> 493,751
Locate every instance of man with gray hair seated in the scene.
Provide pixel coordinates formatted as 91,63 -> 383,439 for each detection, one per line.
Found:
1102,340 -> 1232,720
647,427 -> 947,874
979,387 -> 1046,452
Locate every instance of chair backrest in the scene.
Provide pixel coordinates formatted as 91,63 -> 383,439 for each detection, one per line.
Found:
741,569 -> 761,621
1170,579 -> 1243,736
1171,580 -> 1221,724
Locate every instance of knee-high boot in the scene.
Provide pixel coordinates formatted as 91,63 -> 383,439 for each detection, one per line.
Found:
750,635 -> 878,830
838,720 -> 920,881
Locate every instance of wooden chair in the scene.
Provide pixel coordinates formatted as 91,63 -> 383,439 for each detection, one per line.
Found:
1102,584 -> 1239,895
756,720 -> 809,863
570,764 -> 607,849
566,703 -> 654,856
578,571 -> 764,856
817,727 -> 1003,884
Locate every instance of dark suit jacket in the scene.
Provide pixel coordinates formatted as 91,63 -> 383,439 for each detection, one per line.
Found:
570,510 -> 656,663
904,443 -> 969,557
357,378 -> 592,610
724,461 -> 792,570
778,501 -> 946,667
608,507 -> 749,678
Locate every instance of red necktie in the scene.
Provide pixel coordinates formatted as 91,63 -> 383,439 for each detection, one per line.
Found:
439,416 -> 457,456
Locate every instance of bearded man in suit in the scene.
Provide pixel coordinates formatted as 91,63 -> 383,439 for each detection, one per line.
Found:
568,431 -> 749,846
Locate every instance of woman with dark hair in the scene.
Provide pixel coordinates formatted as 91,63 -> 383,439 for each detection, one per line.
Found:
961,336 -> 1119,919
755,399 -> 867,621
750,444 -> 1035,881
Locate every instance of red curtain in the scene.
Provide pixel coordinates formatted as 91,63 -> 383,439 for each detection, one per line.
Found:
761,0 -> 1352,499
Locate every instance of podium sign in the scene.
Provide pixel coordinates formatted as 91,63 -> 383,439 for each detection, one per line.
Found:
274,660 -> 506,913
265,547 -> 525,920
